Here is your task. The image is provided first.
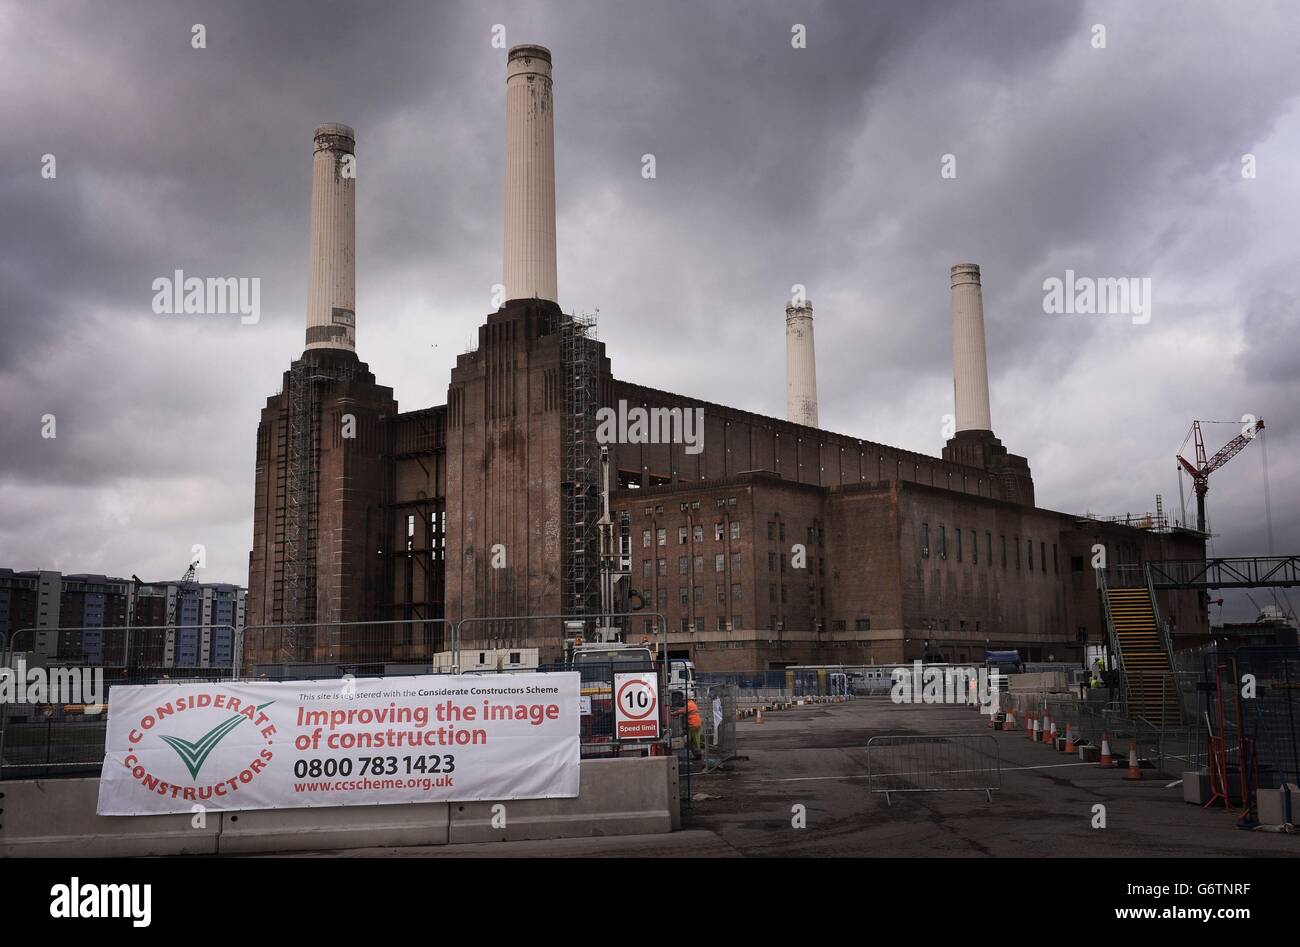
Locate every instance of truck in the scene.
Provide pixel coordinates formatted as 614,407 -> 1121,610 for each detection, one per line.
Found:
667,657 -> 696,703
565,639 -> 660,755
983,650 -> 1022,719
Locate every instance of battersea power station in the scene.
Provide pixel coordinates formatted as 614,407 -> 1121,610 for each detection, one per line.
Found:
245,45 -> 1206,672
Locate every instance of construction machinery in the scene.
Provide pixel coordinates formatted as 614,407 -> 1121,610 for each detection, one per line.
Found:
1177,418 -> 1264,534
164,561 -> 199,629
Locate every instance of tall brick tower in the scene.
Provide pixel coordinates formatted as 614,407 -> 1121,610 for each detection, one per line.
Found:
444,46 -> 608,637
247,124 -> 397,651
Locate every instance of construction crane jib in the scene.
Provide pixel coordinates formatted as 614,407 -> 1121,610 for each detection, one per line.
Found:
1176,418 -> 1264,534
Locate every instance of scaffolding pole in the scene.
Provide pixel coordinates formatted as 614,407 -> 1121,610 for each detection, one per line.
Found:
281,357 -> 357,660
560,313 -> 601,618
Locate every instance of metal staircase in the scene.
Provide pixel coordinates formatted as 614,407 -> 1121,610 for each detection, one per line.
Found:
1101,575 -> 1181,724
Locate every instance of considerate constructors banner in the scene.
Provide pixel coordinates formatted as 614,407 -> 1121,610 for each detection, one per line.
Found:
96,673 -> 581,816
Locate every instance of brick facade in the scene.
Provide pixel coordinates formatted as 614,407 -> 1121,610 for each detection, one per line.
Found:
246,312 -> 1207,673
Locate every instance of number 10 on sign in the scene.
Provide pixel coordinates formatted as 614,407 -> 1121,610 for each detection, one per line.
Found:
614,672 -> 660,740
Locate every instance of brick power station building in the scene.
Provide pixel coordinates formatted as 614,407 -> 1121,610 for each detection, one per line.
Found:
245,45 -> 1206,672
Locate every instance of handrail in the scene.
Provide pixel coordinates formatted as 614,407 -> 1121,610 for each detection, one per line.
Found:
1143,562 -> 1178,675
1096,567 -> 1125,675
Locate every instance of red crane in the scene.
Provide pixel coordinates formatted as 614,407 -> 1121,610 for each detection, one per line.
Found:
1176,418 -> 1264,533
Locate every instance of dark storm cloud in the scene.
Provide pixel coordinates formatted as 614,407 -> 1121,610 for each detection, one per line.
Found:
1,0 -> 1297,620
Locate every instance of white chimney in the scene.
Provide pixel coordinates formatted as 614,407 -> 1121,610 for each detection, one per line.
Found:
503,44 -> 557,304
305,123 -> 356,352
785,299 -> 819,428
950,263 -> 992,432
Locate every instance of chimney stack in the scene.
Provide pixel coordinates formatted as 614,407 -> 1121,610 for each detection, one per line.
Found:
503,45 -> 558,305
305,123 -> 357,352
785,299 -> 819,428
950,264 -> 992,432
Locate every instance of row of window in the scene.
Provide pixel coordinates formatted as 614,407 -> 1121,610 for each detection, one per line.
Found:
764,519 -> 826,546
680,617 -> 740,633
671,585 -> 744,605
642,521 -> 742,547
919,618 -> 983,634
641,553 -> 743,577
828,619 -> 872,631
766,552 -> 825,575
768,583 -> 827,607
630,497 -> 739,519
920,524 -> 1058,576
649,582 -> 744,606
677,637 -> 876,651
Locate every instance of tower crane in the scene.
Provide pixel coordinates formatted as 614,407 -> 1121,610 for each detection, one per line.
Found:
165,561 -> 199,628
1176,418 -> 1264,534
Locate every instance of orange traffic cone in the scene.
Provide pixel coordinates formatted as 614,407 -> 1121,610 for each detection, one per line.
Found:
756,707 -> 765,725
1048,719 -> 1058,747
1125,741 -> 1143,780
1032,718 -> 1041,742
1027,712 -> 1036,740
1064,724 -> 1076,753
1005,709 -> 1017,731
1099,732 -> 1115,768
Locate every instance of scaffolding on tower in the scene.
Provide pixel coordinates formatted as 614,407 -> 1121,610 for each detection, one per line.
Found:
281,356 -> 357,660
560,312 -> 602,619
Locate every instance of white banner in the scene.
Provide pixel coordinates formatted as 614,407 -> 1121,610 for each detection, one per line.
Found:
96,673 -> 580,816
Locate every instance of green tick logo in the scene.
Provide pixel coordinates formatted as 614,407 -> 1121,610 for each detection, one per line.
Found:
160,701 -> 274,779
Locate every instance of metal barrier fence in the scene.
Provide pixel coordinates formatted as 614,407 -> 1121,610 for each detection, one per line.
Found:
455,612 -> 668,672
698,665 -> 895,701
865,734 -> 1000,803
1,625 -> 239,780
534,660 -> 672,759
697,670 -> 791,702
1,617 -> 677,779
671,682 -> 739,808
694,683 -> 738,770
1206,646 -> 1300,792
238,619 -> 456,679
1001,672 -> 1206,778
3,624 -> 238,675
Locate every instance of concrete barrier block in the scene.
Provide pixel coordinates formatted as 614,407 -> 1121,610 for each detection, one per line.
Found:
0,778 -> 218,857
448,756 -> 676,844
1182,770 -> 1211,805
3,758 -> 678,855
1008,672 -> 1071,694
217,800 -> 449,853
1257,784 -> 1298,826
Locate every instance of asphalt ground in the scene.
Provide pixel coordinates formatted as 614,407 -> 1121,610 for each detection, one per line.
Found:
275,696 -> 1296,857
682,697 -> 1297,857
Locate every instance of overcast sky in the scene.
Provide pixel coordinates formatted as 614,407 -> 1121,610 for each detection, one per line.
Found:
2,0 -> 1297,622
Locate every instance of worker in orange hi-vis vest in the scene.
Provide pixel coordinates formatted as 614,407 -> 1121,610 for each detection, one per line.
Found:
671,694 -> 703,761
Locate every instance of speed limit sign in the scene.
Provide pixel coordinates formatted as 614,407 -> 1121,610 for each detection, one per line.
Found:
614,672 -> 660,740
